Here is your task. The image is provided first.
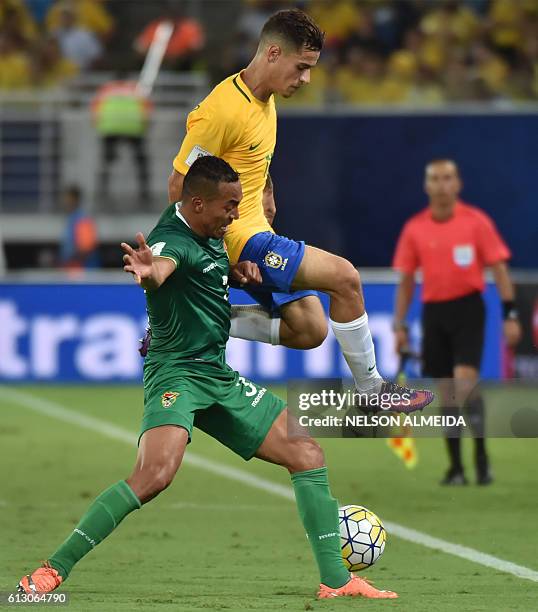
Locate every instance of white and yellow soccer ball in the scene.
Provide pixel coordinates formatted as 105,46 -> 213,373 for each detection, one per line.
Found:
339,504 -> 386,571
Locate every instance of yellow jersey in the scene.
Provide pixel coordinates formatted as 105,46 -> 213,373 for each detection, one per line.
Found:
173,71 -> 276,264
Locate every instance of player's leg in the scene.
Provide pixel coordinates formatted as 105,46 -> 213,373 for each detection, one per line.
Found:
126,424 -> 188,502
198,376 -> 396,599
292,246 -> 377,386
255,409 -> 397,599
232,232 -> 370,361
294,245 -> 433,410
230,292 -> 327,349
231,232 -> 327,349
17,425 -> 187,593
279,295 -> 327,349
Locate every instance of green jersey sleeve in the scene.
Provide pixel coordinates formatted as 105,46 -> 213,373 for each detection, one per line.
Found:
147,230 -> 189,269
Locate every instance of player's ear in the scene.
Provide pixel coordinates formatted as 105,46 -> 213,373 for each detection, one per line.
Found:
267,44 -> 282,63
191,196 -> 204,212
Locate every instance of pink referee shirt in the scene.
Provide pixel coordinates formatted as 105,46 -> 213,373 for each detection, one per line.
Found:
393,201 -> 511,303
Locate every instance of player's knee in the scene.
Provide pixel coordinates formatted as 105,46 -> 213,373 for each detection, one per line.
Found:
334,259 -> 361,297
150,462 -> 177,494
287,438 -> 325,473
130,461 -> 177,500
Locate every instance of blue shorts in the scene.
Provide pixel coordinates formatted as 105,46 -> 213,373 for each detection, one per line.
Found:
238,231 -> 318,314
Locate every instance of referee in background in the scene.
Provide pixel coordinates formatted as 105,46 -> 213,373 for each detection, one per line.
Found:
392,159 -> 521,485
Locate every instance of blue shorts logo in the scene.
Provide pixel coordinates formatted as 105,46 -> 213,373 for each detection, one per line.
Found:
264,251 -> 288,270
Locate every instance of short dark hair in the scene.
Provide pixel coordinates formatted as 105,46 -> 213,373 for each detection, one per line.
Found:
183,155 -> 239,199
260,9 -> 324,52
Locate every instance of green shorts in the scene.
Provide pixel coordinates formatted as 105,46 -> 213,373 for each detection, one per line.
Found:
140,360 -> 286,460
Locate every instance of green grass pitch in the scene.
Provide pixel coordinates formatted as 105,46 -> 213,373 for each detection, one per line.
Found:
1,385 -> 537,611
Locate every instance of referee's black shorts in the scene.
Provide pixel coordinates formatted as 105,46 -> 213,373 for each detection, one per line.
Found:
421,291 -> 485,378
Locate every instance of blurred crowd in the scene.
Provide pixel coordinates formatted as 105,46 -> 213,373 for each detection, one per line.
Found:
1,0 -> 537,104
0,0 -> 113,90
233,0 -> 538,105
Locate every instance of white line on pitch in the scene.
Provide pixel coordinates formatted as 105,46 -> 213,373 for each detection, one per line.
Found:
3,385 -> 538,584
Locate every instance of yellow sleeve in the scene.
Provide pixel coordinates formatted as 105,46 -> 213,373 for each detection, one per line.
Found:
172,102 -> 241,175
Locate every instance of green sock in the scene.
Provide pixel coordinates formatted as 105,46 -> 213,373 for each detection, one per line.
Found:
291,467 -> 349,589
48,480 -> 141,580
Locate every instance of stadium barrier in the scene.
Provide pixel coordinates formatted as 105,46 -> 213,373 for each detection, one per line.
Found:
0,273 -> 503,383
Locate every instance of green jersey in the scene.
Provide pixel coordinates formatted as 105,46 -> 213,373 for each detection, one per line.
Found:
144,203 -> 231,366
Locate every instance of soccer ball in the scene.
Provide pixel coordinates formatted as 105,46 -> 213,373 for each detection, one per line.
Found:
339,504 -> 386,571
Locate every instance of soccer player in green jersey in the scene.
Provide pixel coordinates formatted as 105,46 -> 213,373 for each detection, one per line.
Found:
17,157 -> 397,600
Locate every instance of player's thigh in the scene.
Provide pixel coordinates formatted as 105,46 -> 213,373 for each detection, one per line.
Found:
280,294 -> 327,338
292,245 -> 358,293
133,425 -> 189,477
140,362 -> 215,451
194,371 -> 286,461
255,408 -> 325,473
239,231 -> 305,293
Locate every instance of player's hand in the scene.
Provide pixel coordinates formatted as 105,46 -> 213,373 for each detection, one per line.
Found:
231,261 -> 262,286
121,232 -> 153,286
394,328 -> 409,355
503,319 -> 522,348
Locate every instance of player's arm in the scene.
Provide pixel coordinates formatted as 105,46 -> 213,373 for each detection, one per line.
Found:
121,232 -> 175,291
490,261 -> 522,347
169,103 -> 239,206
393,272 -> 415,353
168,169 -> 185,204
262,173 -> 276,225
168,99 -> 244,204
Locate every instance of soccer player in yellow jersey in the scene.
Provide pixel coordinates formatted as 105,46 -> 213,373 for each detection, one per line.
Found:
168,9 -> 433,411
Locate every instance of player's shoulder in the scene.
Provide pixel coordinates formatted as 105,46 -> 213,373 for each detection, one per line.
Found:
148,207 -> 190,245
197,73 -> 248,119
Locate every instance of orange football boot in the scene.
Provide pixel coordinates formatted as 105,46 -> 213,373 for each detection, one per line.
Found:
318,574 -> 398,599
18,561 -> 63,594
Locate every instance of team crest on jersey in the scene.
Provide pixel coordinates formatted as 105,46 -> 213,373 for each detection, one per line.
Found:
161,392 -> 180,408
264,250 -> 288,270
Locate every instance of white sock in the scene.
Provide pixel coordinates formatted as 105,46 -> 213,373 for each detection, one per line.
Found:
229,304 -> 280,345
330,312 -> 382,392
